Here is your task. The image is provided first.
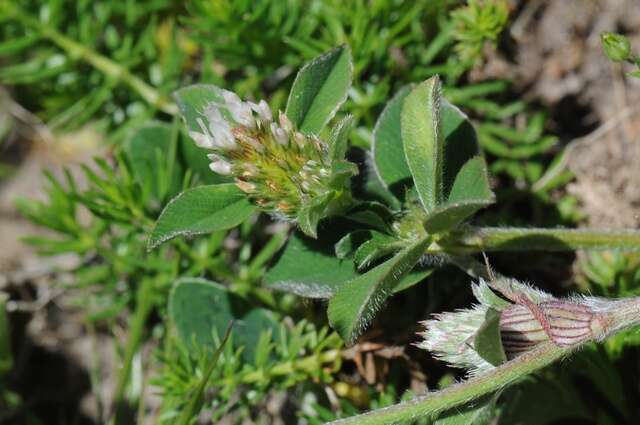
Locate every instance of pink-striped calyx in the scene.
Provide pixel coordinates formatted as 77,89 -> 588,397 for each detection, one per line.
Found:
417,277 -> 640,376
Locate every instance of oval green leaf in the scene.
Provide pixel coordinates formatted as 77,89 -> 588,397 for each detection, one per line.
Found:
148,184 -> 255,249
401,76 -> 444,213
285,45 -> 353,135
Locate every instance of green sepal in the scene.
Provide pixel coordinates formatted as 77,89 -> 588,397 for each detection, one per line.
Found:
474,308 -> 507,367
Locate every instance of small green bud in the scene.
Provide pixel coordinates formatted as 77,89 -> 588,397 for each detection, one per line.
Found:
601,32 -> 631,62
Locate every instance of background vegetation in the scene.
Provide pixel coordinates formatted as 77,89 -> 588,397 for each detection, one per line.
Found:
1,0 -> 640,424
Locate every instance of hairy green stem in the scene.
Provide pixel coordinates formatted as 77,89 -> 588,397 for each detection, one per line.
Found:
330,342 -> 566,425
6,3 -> 178,115
439,226 -> 640,253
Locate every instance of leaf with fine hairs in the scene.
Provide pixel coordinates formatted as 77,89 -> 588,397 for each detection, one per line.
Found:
285,45 -> 353,135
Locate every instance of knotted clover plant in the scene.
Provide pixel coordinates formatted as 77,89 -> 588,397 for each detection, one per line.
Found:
149,45 -> 640,422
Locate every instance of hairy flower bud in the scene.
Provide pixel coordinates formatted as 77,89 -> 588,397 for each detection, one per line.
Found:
417,277 -> 640,376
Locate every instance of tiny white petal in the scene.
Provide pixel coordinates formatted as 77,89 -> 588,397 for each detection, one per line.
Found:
294,132 -> 306,147
213,130 -> 237,150
209,159 -> 233,175
220,90 -> 255,129
222,89 -> 242,105
235,180 -> 256,193
228,101 -> 255,129
204,104 -> 225,125
270,123 -> 288,145
203,105 -> 237,149
258,100 -> 272,121
279,111 -> 293,133
189,131 -> 215,149
248,100 -> 273,123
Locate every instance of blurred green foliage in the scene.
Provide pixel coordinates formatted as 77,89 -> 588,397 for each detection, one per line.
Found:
1,0 -> 609,423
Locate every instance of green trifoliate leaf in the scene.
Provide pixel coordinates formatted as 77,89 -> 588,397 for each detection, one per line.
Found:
148,184 -> 255,249
402,79 -> 493,231
374,85 -> 481,192
328,235 -> 431,343
473,308 -> 507,367
378,79 -> 494,231
401,76 -> 444,213
285,45 -> 353,135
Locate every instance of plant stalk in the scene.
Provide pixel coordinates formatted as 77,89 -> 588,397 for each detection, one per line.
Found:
329,342 -> 567,425
438,226 -> 640,254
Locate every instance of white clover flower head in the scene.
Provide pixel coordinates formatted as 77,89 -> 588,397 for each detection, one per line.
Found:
184,88 -> 356,223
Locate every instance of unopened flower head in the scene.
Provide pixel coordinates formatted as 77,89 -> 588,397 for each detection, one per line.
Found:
187,88 -> 351,221
417,277 -> 640,376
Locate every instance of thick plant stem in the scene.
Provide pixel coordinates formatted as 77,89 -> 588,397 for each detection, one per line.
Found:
6,4 -> 178,116
330,342 -> 566,425
440,226 -> 640,253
